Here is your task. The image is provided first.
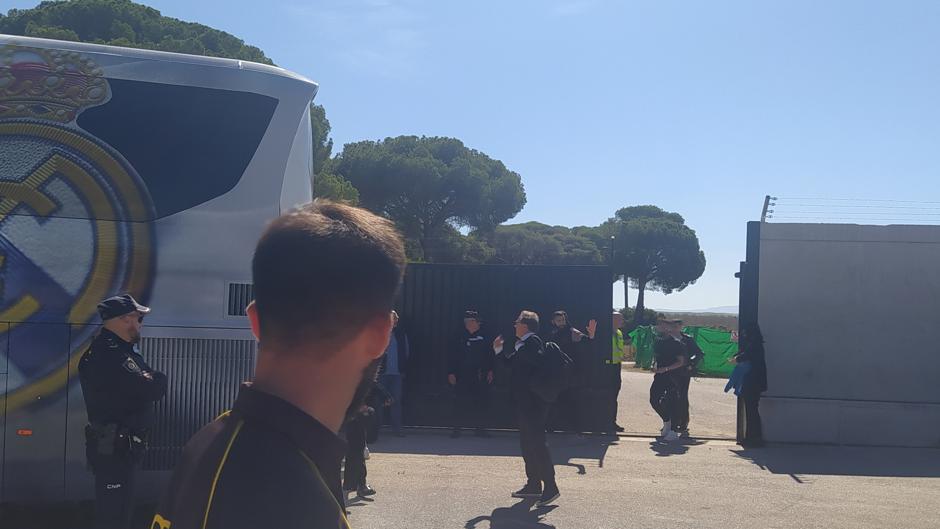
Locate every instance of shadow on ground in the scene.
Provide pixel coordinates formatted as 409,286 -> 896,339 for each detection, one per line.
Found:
465,499 -> 558,529
733,443 -> 940,479
648,437 -> 706,457
369,428 -> 619,473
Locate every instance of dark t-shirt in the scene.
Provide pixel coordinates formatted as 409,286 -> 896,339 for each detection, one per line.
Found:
653,335 -> 685,369
153,384 -> 349,529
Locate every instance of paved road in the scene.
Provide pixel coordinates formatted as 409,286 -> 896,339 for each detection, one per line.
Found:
362,430 -> 940,529
617,367 -> 736,439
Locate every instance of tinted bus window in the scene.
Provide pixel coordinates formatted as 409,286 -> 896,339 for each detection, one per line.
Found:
77,79 -> 278,218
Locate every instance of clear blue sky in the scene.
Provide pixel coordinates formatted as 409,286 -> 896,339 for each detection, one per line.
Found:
10,0 -> 940,310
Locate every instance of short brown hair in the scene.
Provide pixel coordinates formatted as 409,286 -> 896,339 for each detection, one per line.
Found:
518,310 -> 540,333
252,200 -> 406,352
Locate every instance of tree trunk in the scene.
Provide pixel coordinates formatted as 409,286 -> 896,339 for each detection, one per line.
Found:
634,278 -> 647,325
623,276 -> 629,311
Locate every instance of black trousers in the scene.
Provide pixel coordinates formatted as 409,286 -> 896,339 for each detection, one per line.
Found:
517,396 -> 554,485
92,454 -> 136,529
344,419 -> 368,490
607,363 -> 623,428
673,371 -> 692,430
649,373 -> 679,424
454,380 -> 490,430
737,392 -> 764,443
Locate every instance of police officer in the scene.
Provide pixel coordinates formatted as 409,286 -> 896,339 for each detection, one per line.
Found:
447,310 -> 495,437
79,294 -> 167,529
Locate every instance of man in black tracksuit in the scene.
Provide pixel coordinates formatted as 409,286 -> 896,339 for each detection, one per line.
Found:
494,310 -> 559,507
79,294 -> 167,529
448,310 -> 495,437
650,319 -> 686,442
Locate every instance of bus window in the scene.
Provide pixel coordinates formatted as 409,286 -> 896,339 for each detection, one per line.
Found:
76,79 -> 278,219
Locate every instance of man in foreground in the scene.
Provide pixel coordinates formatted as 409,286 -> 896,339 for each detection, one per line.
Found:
494,310 -> 560,506
80,294 -> 167,529
152,200 -> 406,529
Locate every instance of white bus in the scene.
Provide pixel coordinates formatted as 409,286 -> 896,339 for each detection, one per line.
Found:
0,35 -> 317,503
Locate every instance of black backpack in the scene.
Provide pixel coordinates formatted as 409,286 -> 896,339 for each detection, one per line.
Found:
529,340 -> 574,403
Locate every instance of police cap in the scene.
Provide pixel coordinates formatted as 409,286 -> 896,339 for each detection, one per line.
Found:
97,294 -> 151,321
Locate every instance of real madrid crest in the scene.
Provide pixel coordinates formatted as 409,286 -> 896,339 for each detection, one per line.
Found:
0,43 -> 157,411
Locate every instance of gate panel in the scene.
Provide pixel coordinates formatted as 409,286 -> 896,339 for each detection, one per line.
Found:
399,264 -> 613,430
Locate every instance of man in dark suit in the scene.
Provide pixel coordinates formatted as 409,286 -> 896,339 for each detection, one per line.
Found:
493,310 -> 559,506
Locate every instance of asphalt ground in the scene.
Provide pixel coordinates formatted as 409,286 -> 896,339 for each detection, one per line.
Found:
616,367 -> 736,439
351,368 -> 938,529
360,430 -> 940,529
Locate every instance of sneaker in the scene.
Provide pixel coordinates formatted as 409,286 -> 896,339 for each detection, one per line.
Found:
538,485 -> 560,506
660,421 -> 672,437
357,485 -> 376,497
511,483 -> 542,498
363,446 -> 370,460
662,430 -> 679,441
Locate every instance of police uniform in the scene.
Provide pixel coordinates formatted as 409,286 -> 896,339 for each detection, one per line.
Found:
153,383 -> 350,529
448,327 -> 495,435
79,295 -> 167,529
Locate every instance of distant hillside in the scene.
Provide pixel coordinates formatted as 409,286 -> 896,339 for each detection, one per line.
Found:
658,310 -> 738,331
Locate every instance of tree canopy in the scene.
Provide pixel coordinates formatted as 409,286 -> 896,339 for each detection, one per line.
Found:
0,0 -> 272,64
471,222 -> 603,266
604,206 -> 706,322
329,136 -> 527,261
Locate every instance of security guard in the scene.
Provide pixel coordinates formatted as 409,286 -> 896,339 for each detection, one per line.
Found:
79,294 -> 167,529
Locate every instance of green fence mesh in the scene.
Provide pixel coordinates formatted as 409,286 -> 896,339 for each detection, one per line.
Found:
628,326 -> 738,377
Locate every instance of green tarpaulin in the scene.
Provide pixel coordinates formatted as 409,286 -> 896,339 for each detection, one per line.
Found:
628,326 -> 738,377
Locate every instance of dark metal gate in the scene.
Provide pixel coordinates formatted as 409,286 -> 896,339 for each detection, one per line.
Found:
396,263 -> 614,431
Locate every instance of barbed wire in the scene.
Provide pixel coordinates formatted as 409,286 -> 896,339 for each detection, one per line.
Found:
764,195 -> 940,224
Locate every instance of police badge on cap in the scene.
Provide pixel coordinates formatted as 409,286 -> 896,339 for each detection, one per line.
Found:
97,294 -> 151,321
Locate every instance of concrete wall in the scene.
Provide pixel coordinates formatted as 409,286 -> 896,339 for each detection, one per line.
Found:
758,223 -> 940,447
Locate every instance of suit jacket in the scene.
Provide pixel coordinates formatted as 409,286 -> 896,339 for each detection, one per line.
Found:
500,333 -> 543,404
379,326 -> 410,376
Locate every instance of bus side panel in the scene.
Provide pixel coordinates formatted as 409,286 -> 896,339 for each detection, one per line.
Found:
65,325 -> 93,501
2,324 -> 68,502
0,323 -> 7,504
